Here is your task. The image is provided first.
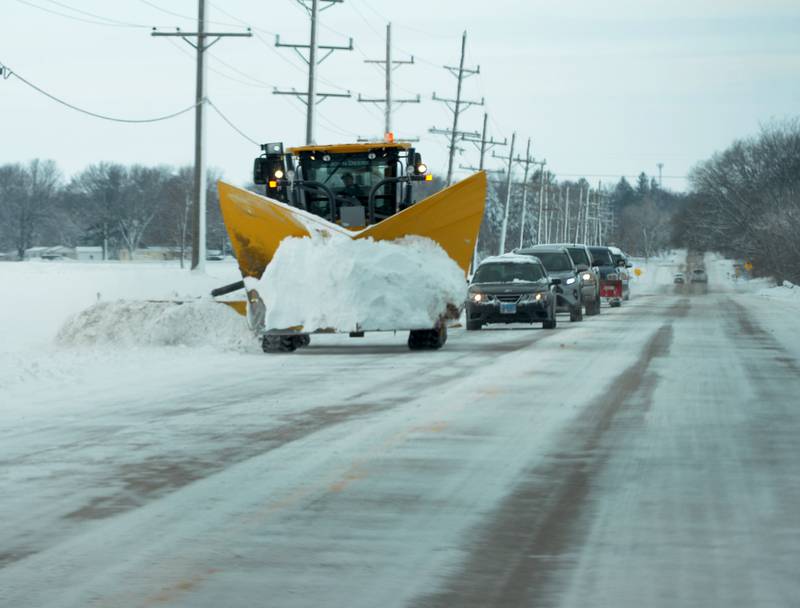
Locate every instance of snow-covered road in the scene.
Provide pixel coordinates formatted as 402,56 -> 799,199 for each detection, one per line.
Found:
1,253 -> 799,607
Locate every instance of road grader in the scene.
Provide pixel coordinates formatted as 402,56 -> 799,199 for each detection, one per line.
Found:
213,139 -> 486,352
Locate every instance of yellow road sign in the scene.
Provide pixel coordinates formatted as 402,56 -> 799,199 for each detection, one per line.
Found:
744,261 -> 753,271
634,268 -> 642,277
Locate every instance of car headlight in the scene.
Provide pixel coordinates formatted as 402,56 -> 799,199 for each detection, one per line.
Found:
581,272 -> 592,281
566,277 -> 576,285
469,292 -> 489,303
520,292 -> 546,303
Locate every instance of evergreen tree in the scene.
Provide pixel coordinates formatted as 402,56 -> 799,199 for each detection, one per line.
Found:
636,172 -> 650,196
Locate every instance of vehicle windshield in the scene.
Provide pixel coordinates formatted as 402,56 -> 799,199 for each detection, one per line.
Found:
566,247 -> 590,266
301,153 -> 399,217
589,247 -> 614,266
472,262 -> 545,284
530,252 -> 573,272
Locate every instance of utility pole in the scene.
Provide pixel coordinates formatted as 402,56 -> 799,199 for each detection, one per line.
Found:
574,185 -> 584,243
595,181 -> 602,245
512,138 -> 537,248
657,162 -> 664,187
430,31 -> 484,186
273,0 -> 353,144
462,112 -> 506,170
563,185 -> 570,242
358,23 -> 419,136
535,161 -> 547,244
493,132 -> 517,255
152,0 -> 251,272
459,113 -> 507,272
544,175 -> 552,243
583,186 -> 591,244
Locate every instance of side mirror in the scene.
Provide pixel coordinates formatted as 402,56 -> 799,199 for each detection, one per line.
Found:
253,157 -> 268,185
626,262 -> 633,268
550,278 -> 562,286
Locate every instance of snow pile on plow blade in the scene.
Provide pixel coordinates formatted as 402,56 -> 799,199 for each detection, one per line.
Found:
246,235 -> 466,332
218,171 -> 486,333
57,300 -> 254,350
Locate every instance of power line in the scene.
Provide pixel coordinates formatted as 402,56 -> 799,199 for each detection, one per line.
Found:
42,0 -> 150,27
206,99 -> 260,145
0,60 -> 199,123
15,0 -> 148,28
553,173 -> 688,180
206,3 -> 360,96
139,0 -> 242,29
199,3 -> 367,136
207,2 -> 277,34
273,0 -> 354,145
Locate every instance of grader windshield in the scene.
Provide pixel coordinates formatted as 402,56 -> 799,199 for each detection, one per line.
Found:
300,150 -> 399,222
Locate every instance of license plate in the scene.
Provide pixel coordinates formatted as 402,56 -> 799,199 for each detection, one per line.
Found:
500,302 -> 517,314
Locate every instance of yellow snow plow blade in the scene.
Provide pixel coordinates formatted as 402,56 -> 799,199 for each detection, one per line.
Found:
356,171 -> 486,274
217,170 -> 486,281
219,181 -> 308,278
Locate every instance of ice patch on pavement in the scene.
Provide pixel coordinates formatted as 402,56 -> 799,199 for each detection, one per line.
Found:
56,300 -> 254,350
246,235 -> 467,332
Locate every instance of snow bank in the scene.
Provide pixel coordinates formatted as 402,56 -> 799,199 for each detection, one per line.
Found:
57,300 -> 253,350
246,235 -> 467,332
0,260 -> 241,352
755,281 -> 800,301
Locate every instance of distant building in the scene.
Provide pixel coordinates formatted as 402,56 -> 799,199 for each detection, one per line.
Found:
24,246 -> 51,259
118,246 -> 182,262
75,246 -> 103,261
41,246 -> 75,260
24,246 -> 75,260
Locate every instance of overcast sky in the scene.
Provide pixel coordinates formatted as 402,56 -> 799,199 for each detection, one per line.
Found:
2,0 -> 799,191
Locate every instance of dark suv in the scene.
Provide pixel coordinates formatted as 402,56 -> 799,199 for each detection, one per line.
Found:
466,255 -> 558,330
549,243 -> 601,315
588,246 -> 630,307
516,245 -> 584,322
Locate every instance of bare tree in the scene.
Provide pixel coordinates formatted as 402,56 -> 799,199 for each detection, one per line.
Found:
679,118 -> 800,282
116,165 -> 170,257
0,160 -> 61,259
70,163 -> 127,260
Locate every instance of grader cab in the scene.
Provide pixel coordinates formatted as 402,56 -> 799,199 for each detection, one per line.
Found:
252,141 -> 432,228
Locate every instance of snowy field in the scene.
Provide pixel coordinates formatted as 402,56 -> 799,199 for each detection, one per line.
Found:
1,251 -> 799,607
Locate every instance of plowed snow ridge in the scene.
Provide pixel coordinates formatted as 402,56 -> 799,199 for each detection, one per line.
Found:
57,300 -> 253,350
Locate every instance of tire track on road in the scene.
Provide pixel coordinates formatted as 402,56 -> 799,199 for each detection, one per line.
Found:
415,317 -> 676,608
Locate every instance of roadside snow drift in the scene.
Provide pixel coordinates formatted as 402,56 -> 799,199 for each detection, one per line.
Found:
57,300 -> 253,350
247,235 -> 467,332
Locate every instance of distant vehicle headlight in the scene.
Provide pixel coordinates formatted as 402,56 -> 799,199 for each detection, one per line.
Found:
469,292 -> 489,303
581,272 -> 592,281
566,277 -> 576,285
